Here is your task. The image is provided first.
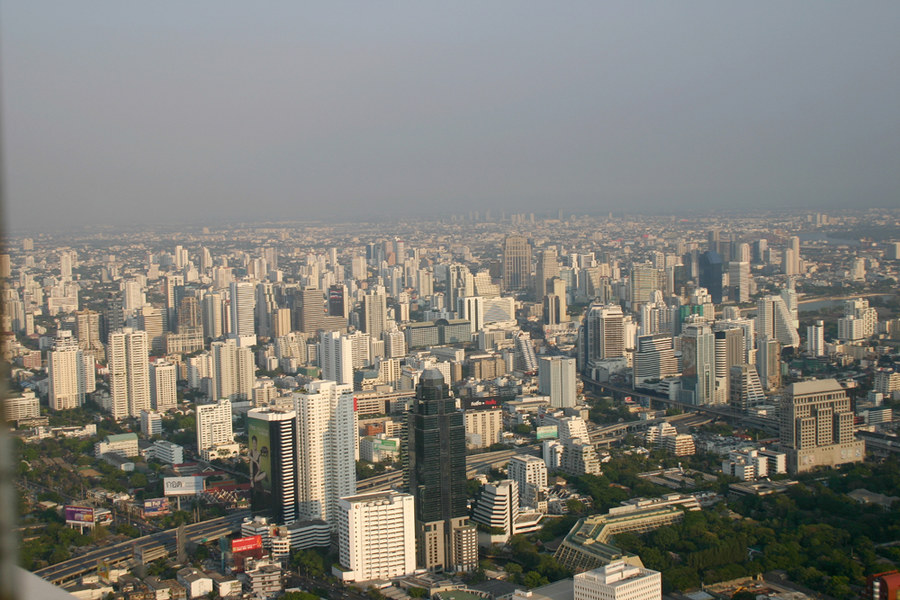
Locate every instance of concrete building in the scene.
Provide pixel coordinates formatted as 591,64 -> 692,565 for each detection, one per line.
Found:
107,328 -> 149,419
150,359 -> 178,411
334,491 -> 416,583
48,330 -> 94,411
196,399 -> 234,460
508,455 -> 548,508
574,560 -> 662,600
779,379 -> 865,473
539,357 -> 577,408
464,403 -> 503,449
95,433 -> 139,459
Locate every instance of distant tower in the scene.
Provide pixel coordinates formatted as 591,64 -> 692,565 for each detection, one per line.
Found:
362,286 -> 388,340
246,407 -> 298,523
48,330 -> 94,411
320,331 -> 354,386
680,321 -> 715,406
581,303 -> 625,373
538,357 -> 577,408
406,370 -> 477,572
150,359 -> 178,411
502,235 -> 532,292
108,328 -> 150,419
698,251 -> 724,305
230,281 -> 257,344
806,320 -> 825,357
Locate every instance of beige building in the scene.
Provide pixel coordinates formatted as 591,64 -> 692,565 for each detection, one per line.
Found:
464,406 -> 503,449
779,379 -> 864,473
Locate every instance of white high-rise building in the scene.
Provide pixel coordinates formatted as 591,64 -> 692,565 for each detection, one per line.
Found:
294,380 -> 357,527
457,296 -> 484,334
108,328 -> 150,419
472,480 -> 520,543
210,339 -> 254,401
48,330 -> 94,411
334,491 -> 415,583
202,291 -> 225,341
150,359 -> 178,411
538,356 -> 577,408
123,280 -> 145,314
507,455 -> 548,507
574,560 -> 662,600
756,295 -> 800,348
806,320 -> 825,356
196,398 -> 234,455
320,331 -> 354,386
230,281 -> 257,345
362,286 -> 388,340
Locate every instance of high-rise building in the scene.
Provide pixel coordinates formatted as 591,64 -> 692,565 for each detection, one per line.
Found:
247,407 -> 298,524
728,261 -> 750,303
230,281 -> 257,345
139,305 -> 166,355
472,480 -> 520,543
150,359 -> 178,411
806,320 -> 825,356
582,303 -> 625,373
48,330 -> 94,411
757,337 -> 782,391
680,321 -> 715,406
74,309 -> 105,360
779,379 -> 864,473
698,251 -> 724,305
534,249 -> 559,298
334,491 -> 416,583
196,398 -> 235,460
108,328 -> 150,419
502,235 -> 531,292
714,327 -> 744,405
255,282 -> 277,340
632,335 -> 678,388
202,291 -> 225,341
328,284 -> 349,319
573,560 -> 662,600
294,380 -> 357,527
539,357 -> 577,408
362,286 -> 388,340
456,296 -> 484,335
320,331 -> 354,386
507,455 -> 548,508
406,370 -> 477,572
630,262 -> 663,312
729,364 -> 766,412
756,295 -> 800,348
210,339 -> 254,401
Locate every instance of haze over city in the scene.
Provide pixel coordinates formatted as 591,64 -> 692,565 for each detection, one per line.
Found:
3,2 -> 900,231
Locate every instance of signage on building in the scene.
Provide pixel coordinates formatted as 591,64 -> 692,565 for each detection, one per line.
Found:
231,535 -> 263,554
163,476 -> 204,496
535,425 -> 559,440
143,498 -> 170,517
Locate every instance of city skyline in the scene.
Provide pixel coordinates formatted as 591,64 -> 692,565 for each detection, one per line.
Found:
3,3 -> 900,231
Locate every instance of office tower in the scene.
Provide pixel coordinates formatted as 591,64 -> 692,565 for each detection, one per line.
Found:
150,359 -> 178,411
539,357 -> 577,408
756,295 -> 800,348
698,251 -> 724,305
543,277 -> 568,326
210,339 -> 254,401
196,398 -> 234,456
729,364 -> 766,412
178,296 -> 201,331
779,379 -> 864,473
757,337 -> 782,391
714,327 -> 744,405
328,284 -> 349,319
294,287 -> 324,335
74,308 -> 105,360
534,249 -> 559,298
630,262 -> 663,311
456,296 -> 484,334
139,305 -> 165,355
108,328 -> 150,419
502,235 -> 531,292
202,291 -> 225,341
230,281 -> 257,344
123,280 -> 145,313
59,251 -> 73,280
320,331 -> 354,385
639,291 -> 670,336
407,370 -> 477,572
255,282 -> 277,339
362,286 -> 388,340
383,329 -> 408,358
807,320 -> 825,356
335,491 -> 416,583
582,303 -> 625,372
48,330 -> 94,411
272,308 -> 293,338
729,261 -> 750,303
783,236 -> 801,275
632,335 -> 678,388
507,455 -> 548,508
295,380 -> 357,527
247,407 -> 298,523
417,269 -> 434,298
472,480 -> 520,542
574,560 -> 662,600
680,321 -> 715,406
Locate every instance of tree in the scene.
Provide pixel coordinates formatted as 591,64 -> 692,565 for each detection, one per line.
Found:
408,587 -> 427,598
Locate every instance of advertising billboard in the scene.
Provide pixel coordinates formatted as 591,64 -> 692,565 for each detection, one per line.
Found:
65,505 -> 94,526
231,535 -> 263,554
535,425 -> 558,440
163,476 -> 204,496
247,416 -> 272,495
143,498 -> 170,517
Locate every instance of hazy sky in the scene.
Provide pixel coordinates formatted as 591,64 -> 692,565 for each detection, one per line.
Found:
3,2 -> 900,231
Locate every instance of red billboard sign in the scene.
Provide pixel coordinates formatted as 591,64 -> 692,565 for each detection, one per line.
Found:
231,535 -> 263,554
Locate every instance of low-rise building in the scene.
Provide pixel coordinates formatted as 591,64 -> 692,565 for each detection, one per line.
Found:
94,433 -> 139,459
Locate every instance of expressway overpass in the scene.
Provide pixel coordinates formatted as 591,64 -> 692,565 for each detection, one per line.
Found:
35,510 -> 251,586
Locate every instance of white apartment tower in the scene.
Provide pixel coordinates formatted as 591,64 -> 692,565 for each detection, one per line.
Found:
210,339 -> 254,401
150,359 -> 178,411
294,380 -> 358,527
320,331 -> 354,386
756,295 -> 800,348
108,328 -> 150,419
48,330 -> 94,411
230,281 -> 257,345
538,356 -> 578,408
334,491 -> 416,583
196,398 -> 234,455
507,454 -> 548,507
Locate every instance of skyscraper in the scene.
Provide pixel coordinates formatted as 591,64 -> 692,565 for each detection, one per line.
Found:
196,398 -> 235,459
362,286 -> 388,340
779,379 -> 864,473
320,331 -> 354,386
247,407 -> 298,523
108,328 -> 150,419
698,251 -> 724,305
538,357 -> 577,408
456,296 -> 484,335
534,248 -> 559,298
756,295 -> 800,348
806,320 -> 825,357
150,359 -> 178,411
502,235 -> 531,292
582,303 -> 625,374
680,321 -> 715,405
406,370 -> 477,572
210,339 -> 254,401
295,380 -> 357,527
335,491 -> 416,583
230,281 -> 257,345
48,330 -> 94,411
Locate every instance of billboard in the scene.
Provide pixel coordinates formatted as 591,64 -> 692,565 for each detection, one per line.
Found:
143,498 -> 170,517
163,476 -> 204,496
65,505 -> 94,526
247,417 -> 272,495
535,425 -> 558,440
231,535 -> 263,554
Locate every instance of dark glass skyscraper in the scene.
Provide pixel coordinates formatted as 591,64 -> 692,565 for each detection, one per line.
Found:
699,251 -> 724,304
406,369 -> 477,572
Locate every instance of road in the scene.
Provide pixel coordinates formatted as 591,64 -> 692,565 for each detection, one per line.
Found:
35,510 -> 251,585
